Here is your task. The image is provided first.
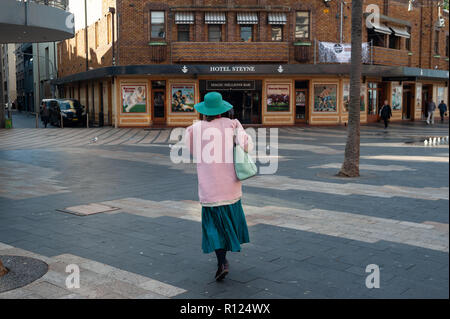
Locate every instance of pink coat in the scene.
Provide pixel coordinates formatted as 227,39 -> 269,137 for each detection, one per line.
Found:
185,117 -> 252,205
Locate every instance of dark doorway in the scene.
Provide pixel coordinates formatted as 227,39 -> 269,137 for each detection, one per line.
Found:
200,80 -> 262,124
152,81 -> 166,124
367,82 -> 387,123
422,84 -> 433,119
402,84 -> 413,120
295,80 -> 309,123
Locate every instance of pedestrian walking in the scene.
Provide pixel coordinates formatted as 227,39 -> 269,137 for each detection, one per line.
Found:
379,100 -> 392,129
41,102 -> 50,128
426,99 -> 436,125
185,91 -> 252,282
438,100 -> 447,123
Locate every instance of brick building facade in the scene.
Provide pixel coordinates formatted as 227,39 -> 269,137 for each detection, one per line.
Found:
54,0 -> 449,127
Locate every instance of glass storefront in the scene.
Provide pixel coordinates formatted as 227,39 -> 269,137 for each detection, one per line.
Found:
199,80 -> 262,124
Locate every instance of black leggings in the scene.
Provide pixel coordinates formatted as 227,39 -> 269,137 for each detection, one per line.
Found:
215,249 -> 227,266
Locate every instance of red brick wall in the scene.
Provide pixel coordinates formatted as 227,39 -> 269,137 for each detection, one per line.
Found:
58,0 -> 116,78
58,0 -> 450,78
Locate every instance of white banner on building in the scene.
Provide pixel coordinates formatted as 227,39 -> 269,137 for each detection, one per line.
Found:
318,42 -> 370,63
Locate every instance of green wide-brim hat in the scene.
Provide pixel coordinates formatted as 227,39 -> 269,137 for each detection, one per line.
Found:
194,91 -> 233,116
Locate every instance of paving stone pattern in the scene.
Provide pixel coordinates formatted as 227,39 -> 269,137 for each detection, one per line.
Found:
0,118 -> 448,298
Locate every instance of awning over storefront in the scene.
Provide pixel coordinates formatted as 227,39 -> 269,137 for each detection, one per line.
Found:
204,12 -> 226,24
237,12 -> 258,24
268,12 -> 287,25
370,22 -> 392,35
175,12 -> 194,24
389,25 -> 410,38
52,65 -> 449,85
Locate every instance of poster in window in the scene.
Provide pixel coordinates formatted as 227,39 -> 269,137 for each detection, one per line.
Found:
171,84 -> 195,112
343,83 -> 366,112
314,84 -> 337,112
267,84 -> 290,112
415,83 -> 422,110
391,85 -> 402,110
122,85 -> 147,113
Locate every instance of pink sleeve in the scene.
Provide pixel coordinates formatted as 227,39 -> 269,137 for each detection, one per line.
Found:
234,119 -> 253,152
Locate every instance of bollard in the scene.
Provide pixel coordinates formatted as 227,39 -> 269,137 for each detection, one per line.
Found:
86,113 -> 89,128
60,113 -> 64,129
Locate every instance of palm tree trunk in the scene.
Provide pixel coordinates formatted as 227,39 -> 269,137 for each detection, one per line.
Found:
0,260 -> 8,277
338,0 -> 362,177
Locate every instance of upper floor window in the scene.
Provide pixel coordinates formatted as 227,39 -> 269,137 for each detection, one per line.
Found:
237,12 -> 257,42
271,25 -> 283,41
434,30 -> 440,55
405,27 -> 411,51
295,11 -> 310,39
367,22 -> 392,48
240,26 -> 253,42
151,11 -> 165,39
268,12 -> 286,41
178,24 -> 190,41
205,12 -> 225,42
368,29 -> 386,47
175,12 -> 194,41
388,34 -> 400,49
208,25 -> 222,42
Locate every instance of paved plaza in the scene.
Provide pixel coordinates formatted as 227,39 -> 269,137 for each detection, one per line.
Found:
0,113 -> 448,299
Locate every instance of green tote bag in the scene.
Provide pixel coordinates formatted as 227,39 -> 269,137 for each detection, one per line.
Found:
234,143 -> 257,181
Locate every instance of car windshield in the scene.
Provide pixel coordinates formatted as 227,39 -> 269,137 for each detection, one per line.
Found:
59,100 -> 81,110
59,102 -> 72,110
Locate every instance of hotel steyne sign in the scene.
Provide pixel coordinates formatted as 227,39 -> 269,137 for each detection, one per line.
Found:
209,66 -> 256,72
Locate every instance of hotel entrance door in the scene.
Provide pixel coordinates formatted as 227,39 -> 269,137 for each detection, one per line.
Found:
367,82 -> 387,122
200,80 -> 262,124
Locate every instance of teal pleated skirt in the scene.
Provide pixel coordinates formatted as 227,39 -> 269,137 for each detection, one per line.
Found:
201,199 -> 250,254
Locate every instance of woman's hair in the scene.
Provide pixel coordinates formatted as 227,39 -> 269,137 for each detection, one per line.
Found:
204,114 -> 221,122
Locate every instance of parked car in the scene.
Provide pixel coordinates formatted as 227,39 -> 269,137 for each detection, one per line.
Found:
48,99 -> 87,127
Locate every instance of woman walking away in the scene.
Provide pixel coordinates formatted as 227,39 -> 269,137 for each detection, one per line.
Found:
379,100 -> 392,129
185,92 -> 252,281
438,100 -> 447,123
41,102 -> 50,128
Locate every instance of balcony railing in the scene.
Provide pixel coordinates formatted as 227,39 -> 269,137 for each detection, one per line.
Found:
293,44 -> 311,63
371,46 -> 409,66
171,42 -> 289,63
149,43 -> 167,63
